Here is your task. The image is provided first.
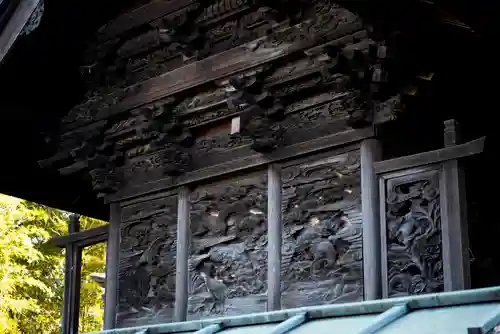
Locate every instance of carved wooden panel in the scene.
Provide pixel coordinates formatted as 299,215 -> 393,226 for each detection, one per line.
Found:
281,150 -> 363,308
187,172 -> 268,320
117,195 -> 178,328
380,168 -> 444,297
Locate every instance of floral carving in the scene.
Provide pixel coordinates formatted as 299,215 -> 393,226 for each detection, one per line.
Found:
385,171 -> 444,297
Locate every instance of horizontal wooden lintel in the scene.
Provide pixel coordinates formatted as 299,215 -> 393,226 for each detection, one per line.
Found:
374,136 -> 486,174
106,127 -> 373,203
49,224 -> 109,248
97,0 -> 197,42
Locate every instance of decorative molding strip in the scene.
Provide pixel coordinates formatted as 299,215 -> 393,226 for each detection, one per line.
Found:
106,126 -> 373,203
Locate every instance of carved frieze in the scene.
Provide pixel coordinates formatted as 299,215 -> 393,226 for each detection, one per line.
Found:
281,151 -> 363,308
383,169 -> 444,297
118,195 -> 178,327
63,1 -> 363,129
226,70 -> 287,152
188,173 -> 268,319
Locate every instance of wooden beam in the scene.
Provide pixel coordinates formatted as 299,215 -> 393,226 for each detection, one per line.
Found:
174,187 -> 190,321
267,164 -> 282,311
106,127 -> 374,203
374,136 -> 485,174
0,0 -> 41,64
104,203 -> 121,329
65,14 -> 364,131
97,0 -> 197,42
61,214 -> 82,334
50,224 -> 109,248
440,119 -> 471,291
361,139 -> 382,300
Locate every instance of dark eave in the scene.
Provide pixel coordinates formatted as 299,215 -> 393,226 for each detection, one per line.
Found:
0,0 -> 496,219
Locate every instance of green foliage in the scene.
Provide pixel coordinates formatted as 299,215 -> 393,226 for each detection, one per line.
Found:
0,194 -> 107,334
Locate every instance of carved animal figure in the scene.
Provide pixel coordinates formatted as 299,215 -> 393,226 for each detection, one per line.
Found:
311,239 -> 337,270
200,272 -> 228,313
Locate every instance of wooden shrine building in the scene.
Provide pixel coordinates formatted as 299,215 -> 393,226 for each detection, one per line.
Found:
0,0 -> 499,333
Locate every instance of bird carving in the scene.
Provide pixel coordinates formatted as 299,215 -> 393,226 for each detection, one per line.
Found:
199,272 -> 228,314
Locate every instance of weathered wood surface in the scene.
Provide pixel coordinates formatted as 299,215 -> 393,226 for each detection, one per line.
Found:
360,139 -> 382,300
440,119 -> 470,291
174,187 -> 190,322
50,224 -> 109,248
187,173 -> 268,320
66,6 -> 364,130
280,150 -> 364,309
373,137 -> 485,175
104,203 -> 121,329
97,0 -> 198,42
380,167 -> 444,298
267,164 -> 282,311
117,195 -> 178,327
0,0 -> 41,63
107,127 -> 373,203
61,214 -> 83,334
41,0 -> 415,206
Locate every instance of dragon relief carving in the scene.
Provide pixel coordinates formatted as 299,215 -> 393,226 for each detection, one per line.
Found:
187,174 -> 268,319
280,151 -> 363,308
118,196 -> 178,327
385,171 -> 444,297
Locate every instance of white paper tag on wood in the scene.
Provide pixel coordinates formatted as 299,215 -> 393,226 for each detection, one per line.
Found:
231,116 -> 241,134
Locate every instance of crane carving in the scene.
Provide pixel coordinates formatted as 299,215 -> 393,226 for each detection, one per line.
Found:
200,271 -> 228,314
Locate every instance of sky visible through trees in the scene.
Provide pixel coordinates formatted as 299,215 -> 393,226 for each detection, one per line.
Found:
0,194 -> 107,334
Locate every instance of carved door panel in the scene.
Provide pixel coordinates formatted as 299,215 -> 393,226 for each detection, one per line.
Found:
379,167 -> 444,298
117,195 -> 178,327
280,150 -> 363,309
187,172 -> 268,320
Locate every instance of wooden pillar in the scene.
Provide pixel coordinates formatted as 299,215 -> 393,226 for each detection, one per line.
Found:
361,139 -> 382,300
62,214 -> 82,334
175,187 -> 190,321
441,119 -> 471,290
104,203 -> 121,329
267,164 -> 282,311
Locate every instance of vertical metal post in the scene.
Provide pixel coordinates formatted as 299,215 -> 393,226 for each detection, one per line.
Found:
175,187 -> 190,321
267,164 -> 282,311
62,214 -> 82,334
361,139 -> 382,300
441,119 -> 471,290
104,203 -> 121,329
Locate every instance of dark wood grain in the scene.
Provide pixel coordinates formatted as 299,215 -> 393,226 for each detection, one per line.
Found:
50,224 -> 109,248
106,127 -> 373,203
98,0 -> 197,42
374,137 -> 485,175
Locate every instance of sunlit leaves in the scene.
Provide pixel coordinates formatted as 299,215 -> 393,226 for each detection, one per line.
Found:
0,194 -> 106,334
